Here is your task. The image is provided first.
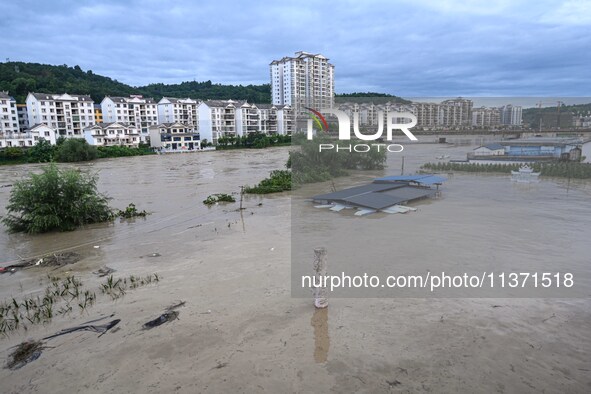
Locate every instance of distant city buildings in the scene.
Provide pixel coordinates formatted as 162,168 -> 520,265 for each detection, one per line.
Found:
499,104 -> 522,126
270,51 -> 335,115
472,106 -> 500,127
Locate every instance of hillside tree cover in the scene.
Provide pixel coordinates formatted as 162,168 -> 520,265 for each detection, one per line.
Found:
0,61 -> 407,105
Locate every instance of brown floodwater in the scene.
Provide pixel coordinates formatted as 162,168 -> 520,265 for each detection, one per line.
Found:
0,139 -> 590,393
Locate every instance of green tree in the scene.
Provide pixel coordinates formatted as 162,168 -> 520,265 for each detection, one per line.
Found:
26,138 -> 56,163
2,164 -> 113,233
55,138 -> 98,162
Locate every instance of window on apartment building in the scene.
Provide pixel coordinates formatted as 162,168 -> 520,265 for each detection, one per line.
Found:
44,131 -> 50,136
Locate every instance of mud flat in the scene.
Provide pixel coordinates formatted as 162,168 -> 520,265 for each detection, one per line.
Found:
0,145 -> 590,393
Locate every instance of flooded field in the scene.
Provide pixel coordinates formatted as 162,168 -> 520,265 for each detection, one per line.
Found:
0,140 -> 590,393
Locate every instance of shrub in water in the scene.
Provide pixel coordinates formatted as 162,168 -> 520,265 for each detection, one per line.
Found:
1,164 -> 113,233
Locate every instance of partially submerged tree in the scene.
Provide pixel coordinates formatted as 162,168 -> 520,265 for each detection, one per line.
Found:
2,164 -> 113,233
55,138 -> 98,162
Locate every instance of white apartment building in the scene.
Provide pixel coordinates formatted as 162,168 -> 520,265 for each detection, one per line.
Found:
0,91 -> 19,134
198,100 -> 294,144
26,92 -> 95,137
157,97 -> 200,128
149,122 -> 201,151
270,51 -> 335,115
197,100 -> 240,144
0,124 -> 57,148
276,104 -> 294,135
17,104 -> 29,132
236,102 -> 261,135
101,95 -> 158,140
499,104 -> 523,126
84,122 -> 141,148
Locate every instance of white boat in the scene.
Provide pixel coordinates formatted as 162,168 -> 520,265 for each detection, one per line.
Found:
436,155 -> 450,160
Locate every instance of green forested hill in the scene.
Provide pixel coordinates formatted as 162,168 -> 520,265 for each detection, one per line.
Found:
0,62 -> 272,103
0,61 -> 405,105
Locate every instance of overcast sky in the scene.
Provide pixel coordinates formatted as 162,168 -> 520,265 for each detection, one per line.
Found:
1,0 -> 590,96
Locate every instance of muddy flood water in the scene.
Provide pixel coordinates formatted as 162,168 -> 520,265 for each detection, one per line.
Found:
1,140 -> 590,393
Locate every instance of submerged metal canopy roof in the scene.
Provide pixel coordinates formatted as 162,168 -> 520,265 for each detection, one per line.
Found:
311,174 -> 444,211
342,187 -> 434,209
373,175 -> 447,185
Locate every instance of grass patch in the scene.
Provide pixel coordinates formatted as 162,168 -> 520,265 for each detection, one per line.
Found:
244,170 -> 292,194
203,193 -> 236,205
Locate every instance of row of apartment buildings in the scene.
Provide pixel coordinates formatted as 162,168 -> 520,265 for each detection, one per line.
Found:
336,99 -> 522,130
0,91 -> 294,149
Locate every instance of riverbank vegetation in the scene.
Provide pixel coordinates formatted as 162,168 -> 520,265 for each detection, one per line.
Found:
244,170 -> 291,194
289,134 -> 386,185
0,138 -> 154,165
422,161 -> 591,179
245,135 -> 387,194
216,133 -> 291,149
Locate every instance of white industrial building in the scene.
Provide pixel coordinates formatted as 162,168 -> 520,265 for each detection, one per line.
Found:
26,92 -> 95,137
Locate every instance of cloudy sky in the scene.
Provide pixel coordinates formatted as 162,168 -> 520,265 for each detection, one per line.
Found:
1,0 -> 590,96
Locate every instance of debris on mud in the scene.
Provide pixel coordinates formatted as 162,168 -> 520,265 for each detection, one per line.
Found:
93,266 -> 116,277
0,252 -> 81,274
142,311 -> 179,329
43,318 -> 121,340
6,340 -> 46,370
166,301 -> 186,311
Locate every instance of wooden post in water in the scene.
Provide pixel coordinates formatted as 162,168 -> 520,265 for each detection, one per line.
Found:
239,186 -> 244,210
314,247 -> 328,308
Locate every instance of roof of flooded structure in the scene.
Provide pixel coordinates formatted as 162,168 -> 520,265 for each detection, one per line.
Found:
311,174 -> 443,210
373,174 -> 447,185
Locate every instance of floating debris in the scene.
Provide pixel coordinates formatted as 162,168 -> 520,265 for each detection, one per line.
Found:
6,340 -> 46,370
